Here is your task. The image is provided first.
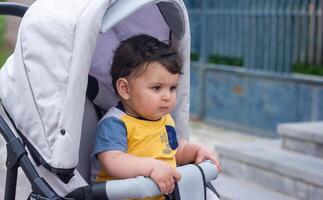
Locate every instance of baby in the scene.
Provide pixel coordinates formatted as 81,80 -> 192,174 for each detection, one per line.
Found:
92,34 -> 220,200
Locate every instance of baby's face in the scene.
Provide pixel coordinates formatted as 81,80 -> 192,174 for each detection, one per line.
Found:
125,62 -> 180,120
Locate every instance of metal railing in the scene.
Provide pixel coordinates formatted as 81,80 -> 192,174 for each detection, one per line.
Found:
185,0 -> 323,73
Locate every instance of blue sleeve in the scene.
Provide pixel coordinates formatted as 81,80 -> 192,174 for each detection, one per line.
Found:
92,117 -> 127,157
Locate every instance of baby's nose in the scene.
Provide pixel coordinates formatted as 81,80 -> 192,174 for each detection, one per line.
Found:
162,91 -> 171,100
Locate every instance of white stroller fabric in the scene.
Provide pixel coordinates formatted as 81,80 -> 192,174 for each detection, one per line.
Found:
0,0 -> 190,196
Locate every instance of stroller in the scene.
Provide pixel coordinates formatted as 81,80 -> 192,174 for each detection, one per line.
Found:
0,1 -> 219,199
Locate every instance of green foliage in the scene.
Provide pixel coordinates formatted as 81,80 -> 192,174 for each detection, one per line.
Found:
208,54 -> 243,67
293,63 -> 323,76
190,53 -> 244,67
0,16 -> 11,67
0,16 -> 6,47
191,52 -> 199,61
0,48 -> 10,66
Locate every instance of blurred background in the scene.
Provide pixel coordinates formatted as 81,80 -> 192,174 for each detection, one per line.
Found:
186,0 -> 323,137
184,1 -> 323,198
0,0 -> 323,199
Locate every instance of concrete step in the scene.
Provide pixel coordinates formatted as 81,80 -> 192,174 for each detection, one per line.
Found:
215,140 -> 323,200
278,121 -> 323,159
211,174 -> 296,200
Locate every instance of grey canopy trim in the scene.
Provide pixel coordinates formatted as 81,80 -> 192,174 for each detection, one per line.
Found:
101,0 -> 185,38
157,2 -> 184,39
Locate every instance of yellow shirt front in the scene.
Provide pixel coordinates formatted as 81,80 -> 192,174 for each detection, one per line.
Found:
123,114 -> 177,168
93,106 -> 178,200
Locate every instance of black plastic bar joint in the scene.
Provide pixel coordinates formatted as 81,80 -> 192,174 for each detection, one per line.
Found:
6,137 -> 27,168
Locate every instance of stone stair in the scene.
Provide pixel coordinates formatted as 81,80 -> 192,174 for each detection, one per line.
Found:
278,121 -> 323,159
215,121 -> 323,200
211,174 -> 296,200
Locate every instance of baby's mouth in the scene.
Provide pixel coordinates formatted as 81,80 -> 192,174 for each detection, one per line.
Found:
159,106 -> 169,111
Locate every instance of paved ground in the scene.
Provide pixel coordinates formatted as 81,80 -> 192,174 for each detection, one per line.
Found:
0,120 -> 261,199
189,120 -> 264,149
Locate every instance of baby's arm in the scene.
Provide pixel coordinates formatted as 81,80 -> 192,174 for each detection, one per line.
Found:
98,150 -> 159,178
175,139 -> 221,171
98,150 -> 181,194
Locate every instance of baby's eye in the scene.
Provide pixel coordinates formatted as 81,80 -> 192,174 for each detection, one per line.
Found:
151,86 -> 161,91
170,86 -> 177,91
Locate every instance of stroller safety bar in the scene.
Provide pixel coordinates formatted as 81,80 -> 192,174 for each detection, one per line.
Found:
92,161 -> 218,200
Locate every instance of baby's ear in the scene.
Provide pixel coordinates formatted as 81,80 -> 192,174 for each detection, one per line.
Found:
116,78 -> 130,100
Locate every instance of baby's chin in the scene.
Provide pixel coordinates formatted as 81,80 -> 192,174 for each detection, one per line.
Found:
145,116 -> 163,121
143,113 -> 166,121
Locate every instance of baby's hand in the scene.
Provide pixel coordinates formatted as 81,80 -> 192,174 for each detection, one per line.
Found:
150,160 -> 181,195
195,146 -> 222,172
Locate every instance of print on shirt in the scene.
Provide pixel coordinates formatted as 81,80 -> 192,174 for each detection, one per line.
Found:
165,125 -> 178,150
160,131 -> 172,154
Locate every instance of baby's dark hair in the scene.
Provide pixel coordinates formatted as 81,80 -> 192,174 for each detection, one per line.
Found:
111,34 -> 182,95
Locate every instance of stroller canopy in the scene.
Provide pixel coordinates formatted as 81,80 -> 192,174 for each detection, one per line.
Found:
0,0 -> 190,178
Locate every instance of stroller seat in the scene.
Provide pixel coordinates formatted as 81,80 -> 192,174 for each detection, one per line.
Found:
78,97 -> 99,184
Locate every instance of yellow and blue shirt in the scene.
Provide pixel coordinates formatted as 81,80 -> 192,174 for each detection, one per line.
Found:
91,103 -> 178,200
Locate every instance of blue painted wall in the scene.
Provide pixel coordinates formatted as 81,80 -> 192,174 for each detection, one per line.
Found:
191,63 -> 323,137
